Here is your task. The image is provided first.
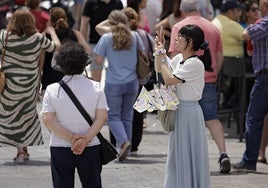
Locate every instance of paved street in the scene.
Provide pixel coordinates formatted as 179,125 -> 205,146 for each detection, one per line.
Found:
0,103 -> 268,188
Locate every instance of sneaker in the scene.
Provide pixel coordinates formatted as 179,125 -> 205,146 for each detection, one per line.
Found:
118,141 -> 131,162
218,153 -> 231,173
232,160 -> 256,172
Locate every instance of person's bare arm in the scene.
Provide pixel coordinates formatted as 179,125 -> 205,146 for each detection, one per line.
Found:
242,29 -> 250,41
73,30 -> 92,56
42,112 -> 75,143
95,19 -> 110,36
71,109 -> 107,155
94,54 -> 105,65
155,54 -> 183,85
46,26 -> 61,51
216,51 -> 224,75
155,18 -> 171,38
80,16 -> 90,41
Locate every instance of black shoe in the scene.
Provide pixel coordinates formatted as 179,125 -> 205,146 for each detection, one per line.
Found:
231,161 -> 256,172
218,153 -> 231,173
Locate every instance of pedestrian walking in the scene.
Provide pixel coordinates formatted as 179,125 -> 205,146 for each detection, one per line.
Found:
232,0 -> 268,172
93,10 -> 141,162
80,0 -> 123,82
0,8 -> 60,164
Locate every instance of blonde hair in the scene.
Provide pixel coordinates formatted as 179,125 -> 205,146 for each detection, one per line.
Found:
7,9 -> 37,36
122,7 -> 139,31
50,7 -> 68,36
108,10 -> 132,50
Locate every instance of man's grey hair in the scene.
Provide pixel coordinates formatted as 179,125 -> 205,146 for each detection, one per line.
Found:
180,0 -> 200,12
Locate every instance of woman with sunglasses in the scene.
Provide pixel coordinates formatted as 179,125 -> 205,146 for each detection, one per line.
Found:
240,0 -> 260,28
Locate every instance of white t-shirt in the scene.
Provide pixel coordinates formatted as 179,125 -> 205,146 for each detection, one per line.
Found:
172,54 -> 205,101
41,75 -> 108,147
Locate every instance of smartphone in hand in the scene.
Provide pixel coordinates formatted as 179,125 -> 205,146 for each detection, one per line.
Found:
159,26 -> 163,44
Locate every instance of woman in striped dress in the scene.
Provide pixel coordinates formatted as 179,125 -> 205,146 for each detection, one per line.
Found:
0,8 -> 60,164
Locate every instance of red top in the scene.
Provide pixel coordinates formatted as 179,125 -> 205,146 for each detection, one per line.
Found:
30,9 -> 49,33
15,0 -> 25,5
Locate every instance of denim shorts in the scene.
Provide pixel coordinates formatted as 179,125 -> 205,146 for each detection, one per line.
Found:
199,83 -> 218,121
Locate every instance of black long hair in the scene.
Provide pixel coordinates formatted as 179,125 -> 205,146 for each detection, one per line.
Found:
179,24 -> 213,72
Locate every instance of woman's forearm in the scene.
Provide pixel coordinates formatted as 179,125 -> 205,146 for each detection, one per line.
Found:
42,113 -> 74,143
95,19 -> 110,36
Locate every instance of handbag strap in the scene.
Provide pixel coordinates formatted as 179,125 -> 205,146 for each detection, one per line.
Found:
1,31 -> 9,69
59,80 -> 105,141
146,33 -> 153,55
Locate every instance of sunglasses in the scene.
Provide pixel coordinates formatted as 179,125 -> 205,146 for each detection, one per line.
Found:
250,7 -> 260,12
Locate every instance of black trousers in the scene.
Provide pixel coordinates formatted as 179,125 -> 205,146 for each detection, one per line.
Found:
50,145 -> 102,188
131,109 -> 144,152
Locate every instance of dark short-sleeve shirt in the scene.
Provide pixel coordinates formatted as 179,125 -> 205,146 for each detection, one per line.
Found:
82,0 -> 123,44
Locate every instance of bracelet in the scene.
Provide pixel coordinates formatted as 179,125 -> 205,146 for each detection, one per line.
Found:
153,48 -> 166,56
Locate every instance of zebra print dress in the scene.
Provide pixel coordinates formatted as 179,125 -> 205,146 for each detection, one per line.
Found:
0,30 -> 55,147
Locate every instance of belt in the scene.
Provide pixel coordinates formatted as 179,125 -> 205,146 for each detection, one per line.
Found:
255,69 -> 268,76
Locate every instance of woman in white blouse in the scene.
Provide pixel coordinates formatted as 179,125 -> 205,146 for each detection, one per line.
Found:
155,24 -> 213,188
41,41 -> 108,188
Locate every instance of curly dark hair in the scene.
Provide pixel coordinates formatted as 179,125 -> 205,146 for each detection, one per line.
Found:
55,40 -> 89,75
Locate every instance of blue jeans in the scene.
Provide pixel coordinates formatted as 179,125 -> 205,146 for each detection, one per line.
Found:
105,79 -> 139,148
243,73 -> 268,166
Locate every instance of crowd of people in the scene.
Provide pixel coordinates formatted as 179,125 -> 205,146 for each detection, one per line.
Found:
0,0 -> 267,187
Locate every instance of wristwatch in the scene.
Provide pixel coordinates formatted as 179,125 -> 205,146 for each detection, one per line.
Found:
161,58 -> 166,63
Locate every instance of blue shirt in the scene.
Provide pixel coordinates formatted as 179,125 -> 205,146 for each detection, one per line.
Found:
93,31 -> 144,84
247,14 -> 268,73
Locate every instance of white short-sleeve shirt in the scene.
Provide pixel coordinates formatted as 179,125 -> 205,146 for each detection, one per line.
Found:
41,75 -> 108,147
172,54 -> 205,101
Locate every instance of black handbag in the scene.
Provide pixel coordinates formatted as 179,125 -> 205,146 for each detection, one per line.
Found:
59,80 -> 118,165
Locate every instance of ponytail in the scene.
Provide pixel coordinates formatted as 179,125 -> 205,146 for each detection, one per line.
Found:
199,41 -> 213,72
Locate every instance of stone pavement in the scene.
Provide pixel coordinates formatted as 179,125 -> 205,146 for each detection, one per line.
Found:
0,103 -> 268,188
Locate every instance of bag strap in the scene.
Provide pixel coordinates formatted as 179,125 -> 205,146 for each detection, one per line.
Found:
135,31 -> 140,51
59,80 -> 105,141
146,33 -> 153,55
1,31 -> 9,70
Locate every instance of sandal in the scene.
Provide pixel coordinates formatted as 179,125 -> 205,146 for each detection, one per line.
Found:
257,157 -> 267,164
23,147 -> 30,161
13,152 -> 27,164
